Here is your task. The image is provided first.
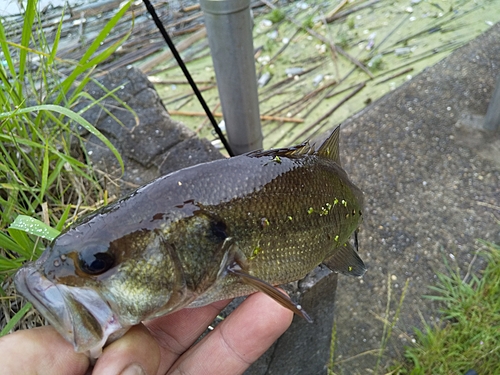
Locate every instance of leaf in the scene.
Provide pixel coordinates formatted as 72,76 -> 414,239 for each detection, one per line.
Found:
10,215 -> 60,241
0,257 -> 25,273
0,18 -> 15,77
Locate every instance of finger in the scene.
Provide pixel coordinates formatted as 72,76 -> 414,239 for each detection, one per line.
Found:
0,326 -> 89,375
92,324 -> 160,375
167,292 -> 294,375
145,299 -> 230,374
93,299 -> 230,375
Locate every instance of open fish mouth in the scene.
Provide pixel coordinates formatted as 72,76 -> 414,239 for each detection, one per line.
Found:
14,264 -> 125,356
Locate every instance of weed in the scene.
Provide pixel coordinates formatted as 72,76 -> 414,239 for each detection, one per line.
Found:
336,32 -> 349,49
302,15 -> 314,30
330,275 -> 409,375
367,54 -> 383,71
347,17 -> 355,30
375,276 -> 409,373
0,0 -> 132,333
268,9 -> 286,24
327,319 -> 337,375
395,239 -> 500,374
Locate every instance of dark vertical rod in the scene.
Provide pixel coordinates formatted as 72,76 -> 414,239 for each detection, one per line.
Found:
142,0 -> 234,157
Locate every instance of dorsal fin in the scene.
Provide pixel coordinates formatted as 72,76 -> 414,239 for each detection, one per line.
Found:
247,125 -> 340,162
247,141 -> 312,159
315,125 -> 340,164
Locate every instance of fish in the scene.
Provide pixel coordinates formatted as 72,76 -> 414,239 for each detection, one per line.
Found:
14,125 -> 366,357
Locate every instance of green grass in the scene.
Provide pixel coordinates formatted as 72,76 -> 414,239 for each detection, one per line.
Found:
328,235 -> 500,375
0,0 -> 132,330
393,239 -> 500,374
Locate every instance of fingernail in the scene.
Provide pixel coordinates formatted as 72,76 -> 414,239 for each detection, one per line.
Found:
120,363 -> 146,375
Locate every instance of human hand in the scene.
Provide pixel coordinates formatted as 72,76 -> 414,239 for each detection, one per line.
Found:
0,292 -> 293,375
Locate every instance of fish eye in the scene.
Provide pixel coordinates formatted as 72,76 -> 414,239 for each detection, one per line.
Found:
79,246 -> 115,275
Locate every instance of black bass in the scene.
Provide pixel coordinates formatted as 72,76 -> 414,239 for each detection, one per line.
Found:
15,126 -> 366,356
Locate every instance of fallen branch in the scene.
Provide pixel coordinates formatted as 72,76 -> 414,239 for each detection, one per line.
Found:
149,78 -> 214,85
261,0 -> 373,78
163,85 -> 216,105
263,76 -> 336,118
169,110 -> 304,123
260,64 -> 323,96
325,0 -> 381,23
289,82 -> 365,144
290,79 -> 339,117
325,0 -> 348,20
139,27 -> 207,73
375,67 -> 414,85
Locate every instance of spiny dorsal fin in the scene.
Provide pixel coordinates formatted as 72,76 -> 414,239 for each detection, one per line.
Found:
315,125 -> 341,164
247,125 -> 340,162
247,141 -> 312,159
323,241 -> 366,277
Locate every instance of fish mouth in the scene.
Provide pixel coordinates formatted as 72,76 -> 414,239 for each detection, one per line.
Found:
14,264 -> 125,356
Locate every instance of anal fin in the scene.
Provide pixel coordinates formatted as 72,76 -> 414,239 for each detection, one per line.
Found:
228,263 -> 313,323
323,242 -> 366,277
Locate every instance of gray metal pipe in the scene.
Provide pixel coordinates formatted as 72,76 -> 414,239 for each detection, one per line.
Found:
484,75 -> 500,132
200,0 -> 263,154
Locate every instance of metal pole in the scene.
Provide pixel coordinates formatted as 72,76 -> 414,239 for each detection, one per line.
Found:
200,0 -> 263,154
484,74 -> 500,132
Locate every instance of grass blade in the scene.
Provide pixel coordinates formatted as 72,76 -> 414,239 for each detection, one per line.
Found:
18,0 -> 37,95
0,104 -> 124,172
56,0 -> 132,102
0,232 -> 25,254
55,205 -> 72,232
5,229 -> 34,259
0,302 -> 33,337
39,142 -> 50,203
0,18 -> 16,78
48,7 -> 64,65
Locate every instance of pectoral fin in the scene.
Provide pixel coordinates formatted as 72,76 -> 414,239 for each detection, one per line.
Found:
227,262 -> 313,323
323,242 -> 366,277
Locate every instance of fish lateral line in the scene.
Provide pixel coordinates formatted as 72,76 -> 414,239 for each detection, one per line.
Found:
227,262 -> 313,323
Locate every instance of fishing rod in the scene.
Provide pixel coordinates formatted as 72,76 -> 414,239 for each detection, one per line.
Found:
142,0 -> 234,157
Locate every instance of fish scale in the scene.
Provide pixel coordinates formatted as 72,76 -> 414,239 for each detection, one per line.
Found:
195,156 -> 363,298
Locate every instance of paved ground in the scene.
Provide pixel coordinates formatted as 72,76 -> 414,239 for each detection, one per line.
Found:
331,22 -> 500,373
